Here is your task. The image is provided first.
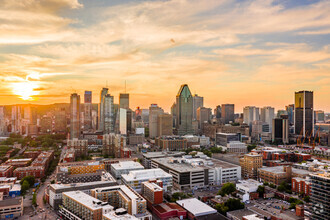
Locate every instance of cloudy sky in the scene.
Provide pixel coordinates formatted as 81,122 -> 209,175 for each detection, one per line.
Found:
0,0 -> 329,112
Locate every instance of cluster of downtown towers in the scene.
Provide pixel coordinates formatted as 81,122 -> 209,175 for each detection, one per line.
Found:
69,84 -> 315,139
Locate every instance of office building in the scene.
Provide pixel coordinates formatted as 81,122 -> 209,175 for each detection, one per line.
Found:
98,88 -> 109,131
315,110 -> 325,122
221,104 -> 235,124
222,141 -> 247,153
48,180 -> 118,210
84,91 -> 93,130
104,94 -> 114,133
192,94 -> 203,121
310,172 -> 329,220
294,90 -> 314,136
260,106 -> 275,132
141,109 -> 149,124
119,108 -> 127,135
70,93 -> 80,139
121,169 -> 173,192
149,104 -> 164,138
196,107 -> 211,130
110,161 -> 144,179
243,106 -> 260,126
155,136 -> 187,151
60,191 -> 113,220
214,105 -> 221,119
151,155 -> 241,189
215,132 -> 240,147
54,108 -> 66,133
171,102 -> 177,128
157,113 -> 173,136
285,104 -> 294,125
176,84 -> 194,135
272,118 -> 289,144
239,153 -> 263,179
142,151 -> 185,169
119,93 -> 129,110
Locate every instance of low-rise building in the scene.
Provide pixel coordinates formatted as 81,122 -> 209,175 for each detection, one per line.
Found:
236,179 -> 263,202
48,180 -> 118,210
0,165 -> 13,178
121,169 -> 173,192
4,158 -> 32,168
13,166 -> 45,179
153,203 -> 187,220
155,136 -> 187,151
176,198 -> 220,219
141,181 -> 163,206
0,197 -> 23,219
292,177 -> 311,196
129,134 -> 144,145
142,151 -> 185,169
110,161 -> 144,179
240,153 -> 263,179
223,141 -> 247,153
151,155 -> 241,190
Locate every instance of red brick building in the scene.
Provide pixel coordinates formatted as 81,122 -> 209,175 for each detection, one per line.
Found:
0,165 -> 14,178
153,203 -> 187,220
13,166 -> 45,179
292,177 -> 311,196
23,151 -> 41,160
141,181 -> 163,207
120,148 -> 131,158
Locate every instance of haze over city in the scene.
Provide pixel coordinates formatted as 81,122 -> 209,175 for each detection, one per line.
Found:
0,0 -> 329,112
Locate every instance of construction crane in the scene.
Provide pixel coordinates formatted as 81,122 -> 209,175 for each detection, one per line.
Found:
297,128 -> 304,147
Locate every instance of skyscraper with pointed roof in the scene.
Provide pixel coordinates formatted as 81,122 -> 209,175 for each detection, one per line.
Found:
176,84 -> 194,135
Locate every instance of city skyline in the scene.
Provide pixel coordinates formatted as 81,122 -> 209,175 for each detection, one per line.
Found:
0,0 -> 329,112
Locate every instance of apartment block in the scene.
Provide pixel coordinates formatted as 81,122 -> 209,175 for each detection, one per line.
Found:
310,173 -> 329,220
0,166 -> 13,178
292,177 -> 311,196
67,139 -> 88,158
239,153 -> 263,179
258,166 -> 310,185
155,136 -> 187,151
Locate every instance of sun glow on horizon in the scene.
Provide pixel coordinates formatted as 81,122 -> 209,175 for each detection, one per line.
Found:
11,81 -> 40,101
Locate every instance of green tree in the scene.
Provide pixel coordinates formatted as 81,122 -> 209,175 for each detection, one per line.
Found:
215,203 -> 229,215
21,180 -> 30,194
304,196 -> 310,203
218,183 -> 236,196
225,198 -> 245,211
257,185 -> 265,197
20,176 -> 35,186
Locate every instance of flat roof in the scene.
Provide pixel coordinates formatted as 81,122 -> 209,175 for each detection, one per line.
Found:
93,185 -> 143,201
121,168 -> 172,181
0,165 -> 12,171
51,180 -> 116,190
259,166 -> 310,175
142,151 -> 185,159
176,198 -> 216,217
152,156 -> 239,173
111,161 -> 144,170
63,191 -> 113,210
103,212 -> 138,220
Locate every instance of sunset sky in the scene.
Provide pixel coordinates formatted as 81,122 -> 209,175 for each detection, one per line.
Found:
0,0 -> 329,112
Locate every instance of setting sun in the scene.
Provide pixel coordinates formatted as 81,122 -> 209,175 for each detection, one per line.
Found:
11,81 -> 40,100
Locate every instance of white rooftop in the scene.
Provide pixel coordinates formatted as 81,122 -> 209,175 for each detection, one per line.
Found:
93,185 -> 143,201
63,191 -> 113,211
111,161 -> 144,170
176,198 -> 217,217
121,168 -> 172,181
103,211 -> 138,220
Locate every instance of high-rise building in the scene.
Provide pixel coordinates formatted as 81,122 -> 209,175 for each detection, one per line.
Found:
104,94 -> 114,134
54,108 -> 66,133
310,173 -> 329,220
70,93 -> 80,139
119,108 -> 127,135
285,104 -> 294,125
157,113 -> 173,136
239,153 -> 263,179
272,118 -> 289,144
243,106 -> 259,126
141,109 -> 149,124
315,110 -> 325,123
221,104 -> 235,124
196,107 -> 211,130
119,93 -> 129,109
98,88 -> 109,131
260,106 -> 275,132
84,91 -> 92,130
176,84 -> 194,135
294,91 -> 314,137
170,103 -> 177,128
149,104 -> 164,138
192,94 -> 203,121
0,106 -> 6,135
214,105 -> 221,119
11,105 -> 22,133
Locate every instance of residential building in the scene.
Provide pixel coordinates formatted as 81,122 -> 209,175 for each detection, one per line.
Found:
258,166 -> 310,185
310,172 -> 329,220
98,88 -> 109,132
141,181 -> 163,206
240,153 -> 263,179
128,134 -> 144,145
70,93 -> 80,139
121,169 -> 173,192
155,136 -> 187,151
104,94 -> 115,133
0,166 -> 13,178
91,185 -> 152,220
260,106 -> 275,132
294,90 -> 314,136
84,91 -> 93,131
67,138 -> 88,158
13,166 -> 45,179
243,106 -> 260,127
292,177 -> 311,196
48,180 -> 118,210
102,133 -> 126,158
176,84 -> 194,135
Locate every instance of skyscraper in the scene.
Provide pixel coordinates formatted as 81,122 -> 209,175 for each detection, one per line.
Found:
243,106 -> 260,126
176,84 -> 194,135
119,108 -> 127,135
0,106 -> 6,135
285,104 -> 294,125
196,107 -> 212,130
119,93 -> 129,109
157,113 -> 173,136
70,93 -> 80,139
272,117 -> 289,144
98,88 -> 109,131
84,91 -> 92,130
104,94 -> 114,134
260,106 -> 275,132
221,104 -> 235,124
214,105 -> 221,119
192,94 -> 203,121
149,104 -> 164,138
294,91 -> 314,137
